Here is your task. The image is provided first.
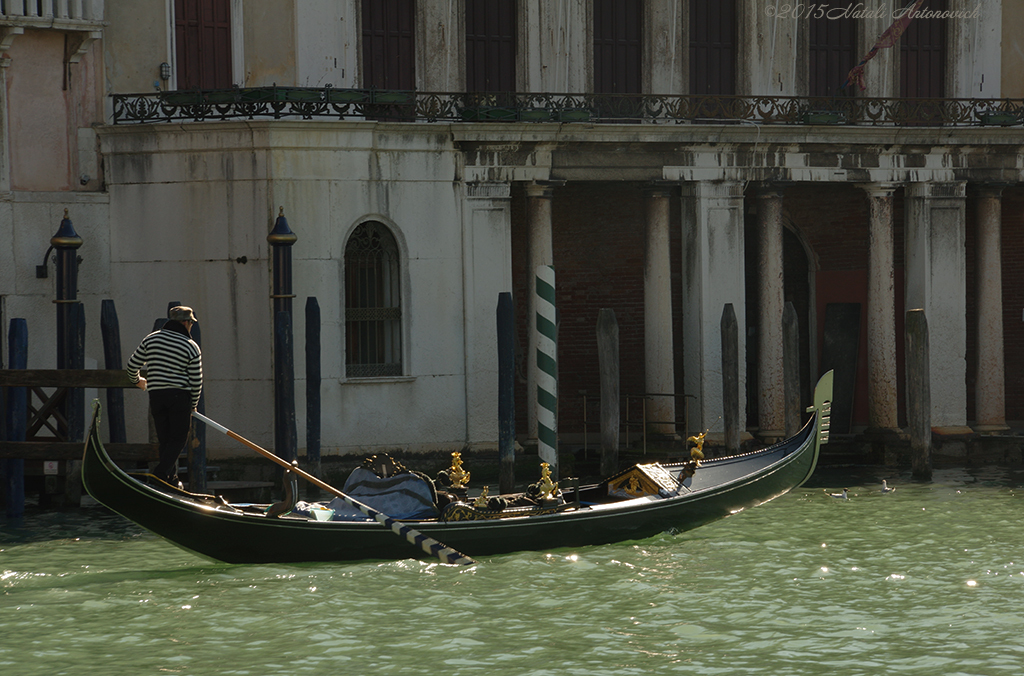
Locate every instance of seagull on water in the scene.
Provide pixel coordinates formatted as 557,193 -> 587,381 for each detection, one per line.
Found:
881,480 -> 896,493
824,488 -> 849,500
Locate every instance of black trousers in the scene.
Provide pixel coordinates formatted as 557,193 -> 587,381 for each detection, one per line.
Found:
149,389 -> 192,483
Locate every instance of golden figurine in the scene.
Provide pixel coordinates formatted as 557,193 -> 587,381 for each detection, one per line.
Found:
536,462 -> 559,500
448,451 -> 470,489
686,431 -> 706,464
473,486 -> 490,509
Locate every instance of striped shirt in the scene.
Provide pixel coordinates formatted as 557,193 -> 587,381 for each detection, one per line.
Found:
126,326 -> 203,408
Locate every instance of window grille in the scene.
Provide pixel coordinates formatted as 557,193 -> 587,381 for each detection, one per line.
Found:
345,222 -> 403,378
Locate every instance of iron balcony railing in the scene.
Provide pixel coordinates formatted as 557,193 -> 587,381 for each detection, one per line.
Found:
111,87 -> 1024,128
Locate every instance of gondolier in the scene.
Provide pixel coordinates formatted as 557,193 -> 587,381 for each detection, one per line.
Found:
126,306 -> 203,486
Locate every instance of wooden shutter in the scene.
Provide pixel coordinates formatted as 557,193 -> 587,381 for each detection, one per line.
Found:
174,0 -> 232,90
594,0 -> 642,94
466,0 -> 516,94
901,0 -> 946,98
809,15 -> 856,97
689,0 -> 736,95
362,0 -> 416,90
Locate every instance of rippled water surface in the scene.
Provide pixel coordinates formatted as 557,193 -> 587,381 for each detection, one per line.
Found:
4,467 -> 1024,675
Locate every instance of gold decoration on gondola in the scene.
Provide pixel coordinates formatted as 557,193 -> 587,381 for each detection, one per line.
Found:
447,451 -> 470,489
687,430 -> 706,464
473,486 -> 490,509
535,462 -> 558,500
606,462 -> 679,498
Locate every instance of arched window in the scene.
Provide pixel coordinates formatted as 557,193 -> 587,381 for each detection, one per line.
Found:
345,222 -> 402,377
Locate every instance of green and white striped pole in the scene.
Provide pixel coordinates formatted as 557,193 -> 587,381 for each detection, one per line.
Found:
536,265 -> 558,477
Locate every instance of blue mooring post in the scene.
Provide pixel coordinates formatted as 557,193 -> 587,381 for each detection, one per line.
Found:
305,297 -> 321,496
268,209 -> 297,478
274,311 -> 297,464
5,319 -> 28,518
497,292 -> 515,494
100,300 -> 126,444
64,303 -> 86,506
52,209 -> 82,373
52,209 -> 82,466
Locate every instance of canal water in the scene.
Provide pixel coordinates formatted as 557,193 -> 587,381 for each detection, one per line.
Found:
3,466 -> 1023,675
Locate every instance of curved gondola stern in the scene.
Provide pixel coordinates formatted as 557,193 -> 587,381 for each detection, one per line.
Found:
797,369 -> 833,487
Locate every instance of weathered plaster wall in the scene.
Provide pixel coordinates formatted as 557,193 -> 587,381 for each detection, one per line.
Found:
296,0 -> 356,88
243,0 -> 297,86
97,122 -> 501,458
104,0 -> 169,94
1002,0 -> 1024,98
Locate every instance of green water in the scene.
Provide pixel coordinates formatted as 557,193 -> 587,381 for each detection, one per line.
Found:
3,467 -> 1024,675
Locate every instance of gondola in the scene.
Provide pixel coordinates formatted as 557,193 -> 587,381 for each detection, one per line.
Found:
82,371 -> 833,565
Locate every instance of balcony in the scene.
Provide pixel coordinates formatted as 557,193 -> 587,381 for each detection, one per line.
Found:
0,0 -> 104,28
111,87 -> 1024,129
0,0 -> 104,60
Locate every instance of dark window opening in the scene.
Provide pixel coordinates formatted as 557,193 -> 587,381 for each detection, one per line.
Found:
345,222 -> 403,378
466,0 -> 516,97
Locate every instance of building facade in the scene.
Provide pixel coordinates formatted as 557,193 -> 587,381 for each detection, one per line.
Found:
2,0 -> 1023,464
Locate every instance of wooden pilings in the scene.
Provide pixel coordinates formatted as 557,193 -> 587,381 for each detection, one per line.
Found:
100,300 -> 126,444
783,301 -> 801,438
274,311 -> 297,464
721,304 -> 740,454
305,297 -> 321,492
268,209 -> 298,485
597,308 -> 619,478
4,319 -> 27,517
906,309 -> 932,480
496,292 -> 516,494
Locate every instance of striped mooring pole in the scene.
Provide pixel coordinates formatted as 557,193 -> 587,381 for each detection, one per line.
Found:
535,265 -> 558,478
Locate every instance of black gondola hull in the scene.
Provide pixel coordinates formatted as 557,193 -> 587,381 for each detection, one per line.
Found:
83,373 -> 833,564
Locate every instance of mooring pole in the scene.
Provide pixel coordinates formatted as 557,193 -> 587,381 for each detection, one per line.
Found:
100,299 -> 127,444
4,319 -> 27,517
497,292 -> 515,494
783,301 -> 801,438
52,209 -> 82,372
52,209 -> 82,462
906,309 -> 932,480
535,265 -> 558,479
305,297 -> 321,495
268,208 -> 297,470
597,308 -> 620,477
268,207 -> 296,319
274,311 -> 297,464
64,302 -> 85,506
721,304 -> 740,454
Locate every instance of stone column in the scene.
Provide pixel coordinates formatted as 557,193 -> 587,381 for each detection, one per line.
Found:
861,183 -> 900,432
974,185 -> 1008,433
904,181 -> 968,432
463,182 -> 513,446
644,185 -> 676,436
681,180 -> 747,439
756,186 -> 785,441
526,182 -> 555,443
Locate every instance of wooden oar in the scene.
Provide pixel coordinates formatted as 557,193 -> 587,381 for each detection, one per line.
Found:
191,411 -> 477,566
